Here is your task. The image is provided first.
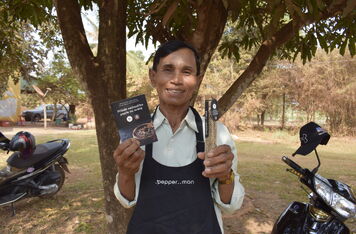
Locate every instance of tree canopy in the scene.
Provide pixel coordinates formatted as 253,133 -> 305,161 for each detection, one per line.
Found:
128,0 -> 355,115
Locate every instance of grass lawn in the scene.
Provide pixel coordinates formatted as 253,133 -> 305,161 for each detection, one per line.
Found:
0,128 -> 355,233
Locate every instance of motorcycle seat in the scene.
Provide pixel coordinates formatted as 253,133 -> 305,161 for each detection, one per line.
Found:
6,141 -> 64,169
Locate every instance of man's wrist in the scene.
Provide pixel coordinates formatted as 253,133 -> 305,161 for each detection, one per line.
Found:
118,170 -> 135,182
218,170 -> 234,185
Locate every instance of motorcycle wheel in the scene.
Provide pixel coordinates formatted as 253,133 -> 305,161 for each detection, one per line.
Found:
39,164 -> 65,198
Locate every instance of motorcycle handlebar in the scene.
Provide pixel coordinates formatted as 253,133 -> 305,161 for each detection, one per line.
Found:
282,156 -> 306,176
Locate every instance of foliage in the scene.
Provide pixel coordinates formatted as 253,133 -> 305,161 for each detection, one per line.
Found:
37,55 -> 86,106
0,21 -> 43,96
20,93 -> 42,110
128,0 -> 355,64
286,50 -> 356,134
236,49 -> 356,135
0,1 -> 62,97
127,51 -> 153,96
68,113 -> 78,124
200,48 -> 356,135
219,0 -> 356,63
126,0 -> 355,118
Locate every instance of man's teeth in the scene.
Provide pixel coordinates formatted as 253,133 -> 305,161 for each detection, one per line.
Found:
167,89 -> 183,93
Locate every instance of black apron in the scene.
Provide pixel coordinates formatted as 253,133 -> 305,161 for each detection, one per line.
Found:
127,107 -> 222,234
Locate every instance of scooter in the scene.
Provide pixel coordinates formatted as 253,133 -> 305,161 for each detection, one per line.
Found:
0,131 -> 70,215
272,123 -> 356,233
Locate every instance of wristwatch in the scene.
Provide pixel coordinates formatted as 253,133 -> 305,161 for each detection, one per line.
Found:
218,170 -> 234,185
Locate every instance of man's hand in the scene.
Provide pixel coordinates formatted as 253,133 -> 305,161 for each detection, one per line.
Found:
113,138 -> 145,201
198,144 -> 235,203
113,138 -> 145,177
197,144 -> 233,181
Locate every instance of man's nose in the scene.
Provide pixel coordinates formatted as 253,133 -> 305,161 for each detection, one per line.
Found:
171,71 -> 183,84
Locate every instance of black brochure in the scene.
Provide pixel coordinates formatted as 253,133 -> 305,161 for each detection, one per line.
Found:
111,94 -> 157,146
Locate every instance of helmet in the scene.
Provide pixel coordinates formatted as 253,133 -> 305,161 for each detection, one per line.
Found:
9,131 -> 36,158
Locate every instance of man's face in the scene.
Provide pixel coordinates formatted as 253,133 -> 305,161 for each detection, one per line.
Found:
149,48 -> 200,109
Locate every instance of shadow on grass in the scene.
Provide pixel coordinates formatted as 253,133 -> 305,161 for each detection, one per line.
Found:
0,189 -> 106,233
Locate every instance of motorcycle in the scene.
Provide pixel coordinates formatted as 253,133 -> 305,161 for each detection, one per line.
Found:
272,122 -> 356,234
0,131 -> 70,215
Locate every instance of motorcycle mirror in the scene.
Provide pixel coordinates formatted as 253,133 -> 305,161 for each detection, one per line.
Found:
0,132 -> 10,151
0,132 -> 10,144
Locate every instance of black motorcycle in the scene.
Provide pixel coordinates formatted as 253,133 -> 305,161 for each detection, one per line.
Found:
272,122 -> 356,233
0,131 -> 70,215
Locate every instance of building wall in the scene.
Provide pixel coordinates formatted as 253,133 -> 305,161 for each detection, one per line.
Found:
0,79 -> 21,122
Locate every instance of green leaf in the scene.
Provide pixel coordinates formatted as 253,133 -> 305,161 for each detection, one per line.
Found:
317,33 -> 327,50
232,48 -> 240,62
348,38 -> 355,56
340,39 -> 347,55
135,31 -> 143,45
221,48 -> 228,58
222,0 -> 229,10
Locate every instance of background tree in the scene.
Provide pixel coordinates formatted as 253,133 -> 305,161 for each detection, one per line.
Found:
232,49 -> 356,134
0,1 -> 61,96
287,50 -> 356,134
36,55 -> 87,119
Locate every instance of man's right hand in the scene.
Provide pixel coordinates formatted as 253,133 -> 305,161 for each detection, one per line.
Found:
113,138 -> 145,201
113,138 -> 145,177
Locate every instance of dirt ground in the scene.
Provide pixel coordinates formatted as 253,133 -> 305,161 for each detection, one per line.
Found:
1,126 -> 355,234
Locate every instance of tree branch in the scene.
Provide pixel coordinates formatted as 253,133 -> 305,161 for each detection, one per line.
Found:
187,0 -> 228,104
54,0 -> 94,79
218,0 -> 348,117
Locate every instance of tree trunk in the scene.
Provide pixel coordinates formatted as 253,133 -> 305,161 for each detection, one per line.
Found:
55,0 -> 130,233
52,102 -> 57,121
281,92 -> 286,129
188,0 -> 228,104
260,93 -> 268,126
69,104 -> 76,115
261,110 -> 266,126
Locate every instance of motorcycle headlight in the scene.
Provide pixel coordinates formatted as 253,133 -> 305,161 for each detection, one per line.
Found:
314,174 -> 356,219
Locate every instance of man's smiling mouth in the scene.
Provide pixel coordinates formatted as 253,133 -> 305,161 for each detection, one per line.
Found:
166,89 -> 184,94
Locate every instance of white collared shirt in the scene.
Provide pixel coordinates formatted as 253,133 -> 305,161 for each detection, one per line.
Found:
114,107 -> 245,233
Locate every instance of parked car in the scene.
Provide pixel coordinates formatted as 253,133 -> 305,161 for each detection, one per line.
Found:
22,104 -> 68,122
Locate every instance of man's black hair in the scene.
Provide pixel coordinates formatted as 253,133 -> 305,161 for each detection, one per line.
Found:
152,40 -> 201,76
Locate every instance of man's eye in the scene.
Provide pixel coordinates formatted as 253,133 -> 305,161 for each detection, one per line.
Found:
183,70 -> 192,75
163,68 -> 173,72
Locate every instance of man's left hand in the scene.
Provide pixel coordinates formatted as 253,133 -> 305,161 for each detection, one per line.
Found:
197,144 -> 233,180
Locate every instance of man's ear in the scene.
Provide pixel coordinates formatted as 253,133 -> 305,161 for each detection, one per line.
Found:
149,68 -> 156,88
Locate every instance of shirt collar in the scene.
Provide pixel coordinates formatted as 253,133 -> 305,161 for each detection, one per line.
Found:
153,106 -> 199,133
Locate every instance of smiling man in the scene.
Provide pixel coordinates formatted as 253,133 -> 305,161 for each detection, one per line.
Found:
113,40 -> 244,234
